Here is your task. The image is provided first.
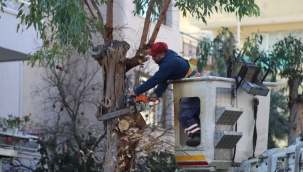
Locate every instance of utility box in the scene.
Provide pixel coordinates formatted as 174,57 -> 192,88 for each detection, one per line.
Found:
168,76 -> 276,171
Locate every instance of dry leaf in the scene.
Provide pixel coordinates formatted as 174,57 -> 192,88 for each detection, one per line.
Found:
80,150 -> 84,155
119,162 -> 126,169
111,132 -> 116,138
87,149 -> 95,154
82,157 -> 87,163
92,155 -> 97,161
120,154 -> 125,161
121,137 -> 129,142
118,119 -> 129,131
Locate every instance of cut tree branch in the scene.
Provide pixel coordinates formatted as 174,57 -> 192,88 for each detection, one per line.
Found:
104,0 -> 114,42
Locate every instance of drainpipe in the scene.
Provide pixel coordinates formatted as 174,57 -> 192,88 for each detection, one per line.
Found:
19,61 -> 22,119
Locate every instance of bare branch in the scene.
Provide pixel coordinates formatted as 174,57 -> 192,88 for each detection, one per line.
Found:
13,158 -> 35,171
139,0 -> 156,49
90,0 -> 104,24
83,0 -> 97,20
104,0 -> 114,42
148,0 -> 171,45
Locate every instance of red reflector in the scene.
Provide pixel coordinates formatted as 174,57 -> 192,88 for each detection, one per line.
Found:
177,162 -> 208,166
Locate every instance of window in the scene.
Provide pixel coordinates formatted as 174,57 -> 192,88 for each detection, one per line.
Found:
183,42 -> 197,59
258,31 -> 303,52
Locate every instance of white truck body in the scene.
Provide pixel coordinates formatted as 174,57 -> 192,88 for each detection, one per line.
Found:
169,76 -> 277,171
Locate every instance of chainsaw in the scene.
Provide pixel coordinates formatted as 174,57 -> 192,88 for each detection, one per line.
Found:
97,94 -> 160,121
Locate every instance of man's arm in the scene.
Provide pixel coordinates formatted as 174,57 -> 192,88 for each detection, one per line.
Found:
133,61 -> 175,96
153,80 -> 169,98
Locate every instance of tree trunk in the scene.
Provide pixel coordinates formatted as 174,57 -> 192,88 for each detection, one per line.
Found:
288,78 -> 300,145
92,40 -> 147,172
296,101 -> 303,139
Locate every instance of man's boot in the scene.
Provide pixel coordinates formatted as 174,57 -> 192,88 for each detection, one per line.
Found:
186,132 -> 200,147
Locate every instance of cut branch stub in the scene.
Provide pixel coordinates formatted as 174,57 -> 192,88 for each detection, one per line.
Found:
90,40 -> 130,64
118,119 -> 130,132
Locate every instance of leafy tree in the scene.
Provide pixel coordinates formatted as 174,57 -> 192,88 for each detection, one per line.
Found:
0,0 -> 260,171
269,35 -> 303,145
197,27 -> 237,77
32,57 -> 106,171
268,89 -> 289,149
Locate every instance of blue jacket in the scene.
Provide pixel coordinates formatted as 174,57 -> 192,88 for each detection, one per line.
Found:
134,49 -> 189,97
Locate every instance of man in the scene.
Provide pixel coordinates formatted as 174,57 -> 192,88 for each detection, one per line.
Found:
129,42 -> 201,147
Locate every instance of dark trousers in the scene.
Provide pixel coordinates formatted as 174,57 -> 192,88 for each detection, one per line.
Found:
177,97 -> 200,131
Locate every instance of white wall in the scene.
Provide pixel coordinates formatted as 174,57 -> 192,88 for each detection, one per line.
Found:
0,61 -> 22,118
0,2 -> 39,119
0,2 -> 39,55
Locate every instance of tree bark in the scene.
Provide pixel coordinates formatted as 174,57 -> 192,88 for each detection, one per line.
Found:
296,101 -> 303,139
92,40 -> 147,172
288,78 -> 300,145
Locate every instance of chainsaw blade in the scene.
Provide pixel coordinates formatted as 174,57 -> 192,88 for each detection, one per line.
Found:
97,108 -> 130,121
97,102 -> 151,121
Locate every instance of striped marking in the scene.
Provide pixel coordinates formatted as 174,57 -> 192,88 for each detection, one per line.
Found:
176,155 -> 206,161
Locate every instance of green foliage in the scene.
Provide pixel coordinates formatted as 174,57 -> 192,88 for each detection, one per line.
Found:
35,133 -> 102,172
134,150 -> 180,172
0,0 -> 7,16
196,38 -> 211,73
133,0 -> 164,22
6,0 -> 259,67
268,89 -> 289,149
0,117 -> 7,128
21,115 -> 32,129
242,33 -> 264,60
133,0 -> 260,24
269,34 -> 303,82
6,114 -> 20,128
196,27 -> 237,77
174,0 -> 260,23
241,33 -> 272,81
17,0 -> 101,67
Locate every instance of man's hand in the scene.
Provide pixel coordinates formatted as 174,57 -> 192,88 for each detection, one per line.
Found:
149,93 -> 158,102
129,91 -> 137,97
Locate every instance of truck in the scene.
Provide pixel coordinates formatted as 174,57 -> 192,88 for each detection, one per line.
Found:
168,60 -> 303,172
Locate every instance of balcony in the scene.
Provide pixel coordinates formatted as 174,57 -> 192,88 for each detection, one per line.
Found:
0,131 -> 40,155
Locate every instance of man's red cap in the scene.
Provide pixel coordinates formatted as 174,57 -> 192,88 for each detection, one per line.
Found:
147,42 -> 168,56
